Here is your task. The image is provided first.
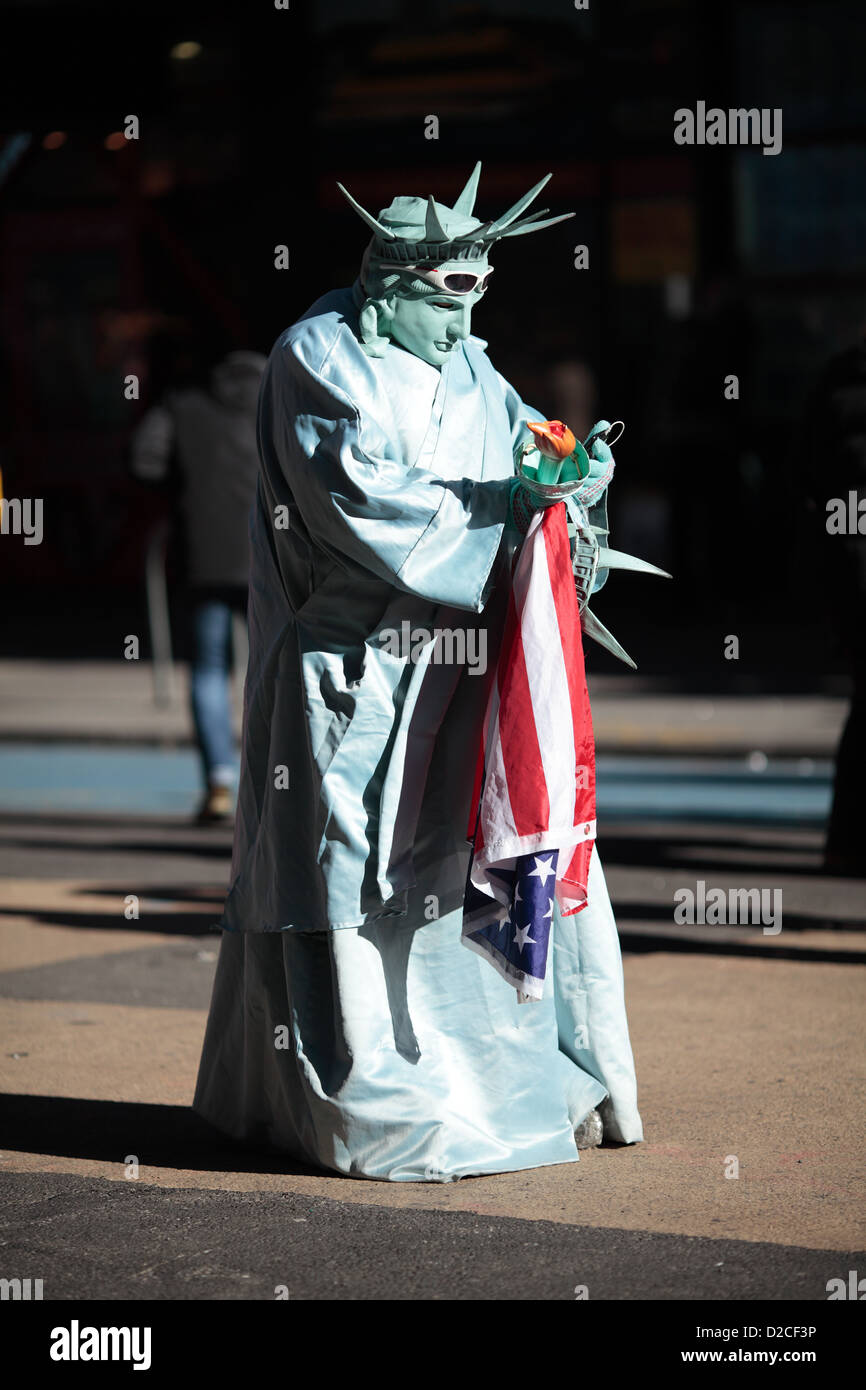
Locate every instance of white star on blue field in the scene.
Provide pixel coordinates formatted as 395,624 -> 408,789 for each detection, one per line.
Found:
466,850 -> 560,986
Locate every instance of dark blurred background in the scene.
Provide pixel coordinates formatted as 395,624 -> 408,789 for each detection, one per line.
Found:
1,0 -> 865,685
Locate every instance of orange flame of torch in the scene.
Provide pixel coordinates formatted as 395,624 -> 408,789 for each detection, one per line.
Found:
527,420 -> 577,461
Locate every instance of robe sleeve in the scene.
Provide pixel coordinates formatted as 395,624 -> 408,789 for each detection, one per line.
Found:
259,331 -> 515,613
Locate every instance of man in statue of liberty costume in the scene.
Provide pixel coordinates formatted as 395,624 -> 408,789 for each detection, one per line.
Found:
193,164 -> 645,1180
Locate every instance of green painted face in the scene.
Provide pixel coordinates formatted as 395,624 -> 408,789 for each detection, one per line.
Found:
388,261 -> 490,367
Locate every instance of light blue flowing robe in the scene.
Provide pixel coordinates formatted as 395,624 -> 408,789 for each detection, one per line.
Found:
193,282 -> 643,1179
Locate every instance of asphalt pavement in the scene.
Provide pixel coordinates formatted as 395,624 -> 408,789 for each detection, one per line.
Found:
0,661 -> 864,1302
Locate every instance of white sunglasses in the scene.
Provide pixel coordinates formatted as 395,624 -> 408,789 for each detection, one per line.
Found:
403,263 -> 494,295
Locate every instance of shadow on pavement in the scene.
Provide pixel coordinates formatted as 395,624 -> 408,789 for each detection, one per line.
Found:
0,907 -> 222,937
614,901 -> 866,934
0,1092 -> 324,1177
616,926 -> 866,965
597,827 -> 825,876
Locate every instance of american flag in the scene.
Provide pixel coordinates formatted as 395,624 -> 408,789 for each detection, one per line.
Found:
462,503 -> 596,1001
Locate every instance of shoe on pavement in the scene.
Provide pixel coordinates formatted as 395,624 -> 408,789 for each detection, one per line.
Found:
196,783 -> 234,825
574,1108 -> 603,1150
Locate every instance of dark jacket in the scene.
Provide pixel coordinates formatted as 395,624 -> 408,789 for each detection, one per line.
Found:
131,350 -> 267,588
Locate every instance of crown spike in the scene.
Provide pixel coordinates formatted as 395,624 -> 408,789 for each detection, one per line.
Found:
424,195 -> 451,244
505,207 -> 551,225
452,161 -> 482,217
336,182 -> 398,241
485,173 -> 553,236
498,211 -> 575,238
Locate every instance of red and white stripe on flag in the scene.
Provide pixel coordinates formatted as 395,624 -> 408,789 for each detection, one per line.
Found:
467,503 -> 596,916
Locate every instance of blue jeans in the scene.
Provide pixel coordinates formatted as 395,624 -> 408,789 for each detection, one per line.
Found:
190,598 -> 241,787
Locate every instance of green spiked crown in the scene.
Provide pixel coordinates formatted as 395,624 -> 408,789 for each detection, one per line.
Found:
337,161 -> 574,268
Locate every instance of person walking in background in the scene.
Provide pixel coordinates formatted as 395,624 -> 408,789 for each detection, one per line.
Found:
131,348 -> 267,823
